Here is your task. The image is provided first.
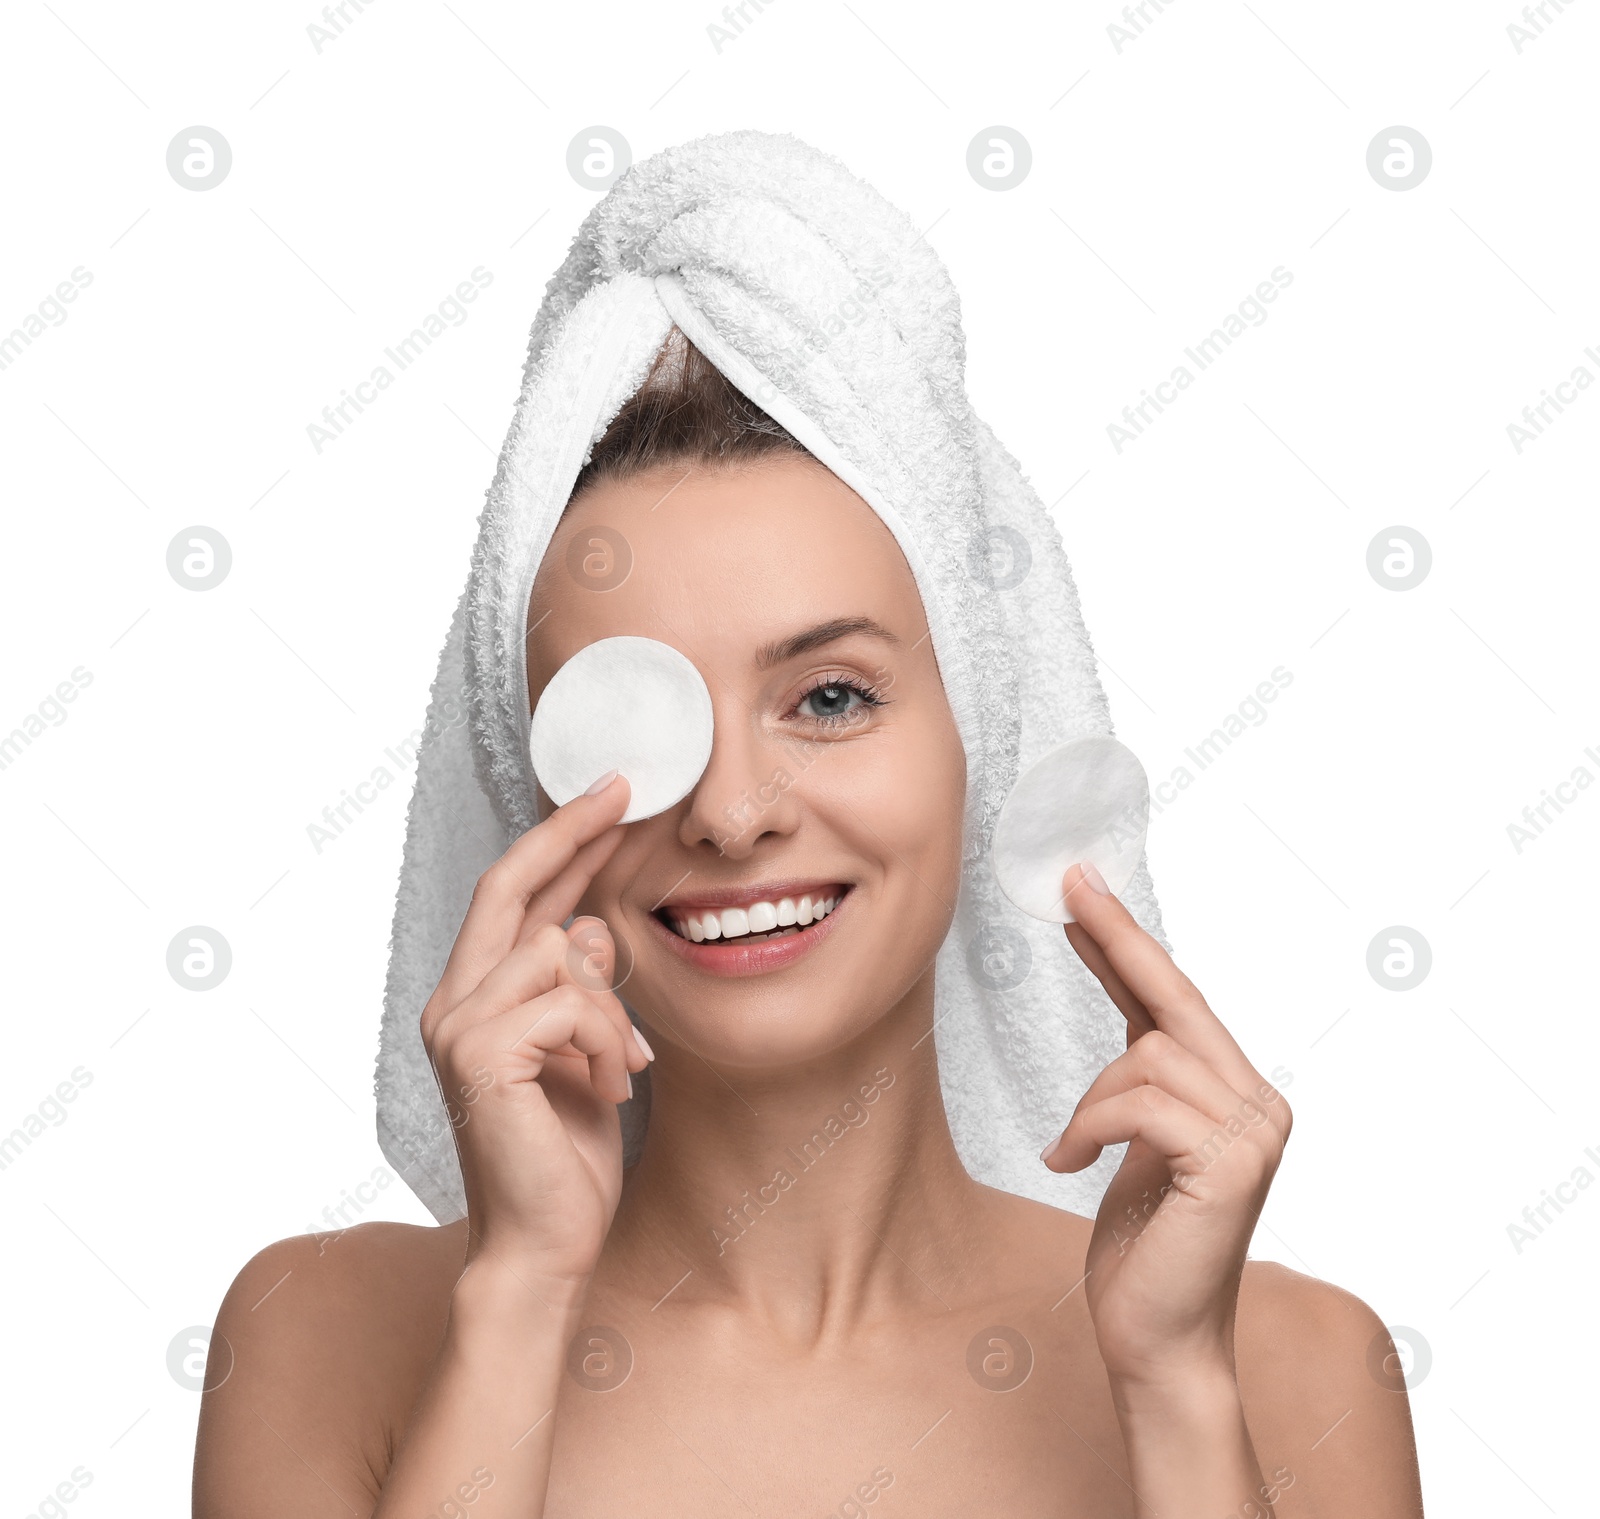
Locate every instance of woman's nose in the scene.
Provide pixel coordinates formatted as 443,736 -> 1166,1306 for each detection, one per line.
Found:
677,703 -> 802,858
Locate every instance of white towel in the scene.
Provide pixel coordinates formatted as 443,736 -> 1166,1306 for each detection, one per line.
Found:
376,128 -> 1172,1225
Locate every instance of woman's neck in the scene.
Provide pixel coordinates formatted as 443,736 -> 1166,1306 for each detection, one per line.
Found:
598,975 -> 990,1348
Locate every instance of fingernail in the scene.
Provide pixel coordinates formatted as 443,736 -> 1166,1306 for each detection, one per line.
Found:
626,1070 -> 633,1099
1040,1135 -> 1061,1164
585,768 -> 619,796
1076,862 -> 1110,895
632,1025 -> 655,1062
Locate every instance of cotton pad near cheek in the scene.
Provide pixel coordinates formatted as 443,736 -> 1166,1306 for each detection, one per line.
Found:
990,735 -> 1151,923
529,635 -> 715,825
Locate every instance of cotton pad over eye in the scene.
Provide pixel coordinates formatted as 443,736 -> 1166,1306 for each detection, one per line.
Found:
991,735 -> 1150,923
529,635 -> 714,824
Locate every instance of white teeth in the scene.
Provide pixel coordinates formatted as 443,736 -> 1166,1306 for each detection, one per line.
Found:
666,889 -> 847,942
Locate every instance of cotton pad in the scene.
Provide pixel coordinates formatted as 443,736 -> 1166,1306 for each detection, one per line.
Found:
991,735 -> 1150,923
529,635 -> 714,824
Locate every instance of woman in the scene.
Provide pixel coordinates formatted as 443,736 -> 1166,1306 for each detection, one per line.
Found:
194,134 -> 1424,1516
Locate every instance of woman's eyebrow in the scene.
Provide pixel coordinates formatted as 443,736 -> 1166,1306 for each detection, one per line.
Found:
754,615 -> 902,670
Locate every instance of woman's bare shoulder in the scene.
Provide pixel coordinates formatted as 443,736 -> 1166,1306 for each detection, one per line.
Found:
986,1184 -> 1417,1403
194,1218 -> 469,1515
991,1192 -> 1420,1507
219,1213 -> 468,1363
217,1214 -> 468,1347
1232,1259 -> 1424,1508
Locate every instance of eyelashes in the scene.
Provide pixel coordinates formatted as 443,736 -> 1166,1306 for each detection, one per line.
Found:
789,670 -> 890,730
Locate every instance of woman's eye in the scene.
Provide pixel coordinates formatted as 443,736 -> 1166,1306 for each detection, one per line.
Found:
794,678 -> 884,727
802,683 -> 861,721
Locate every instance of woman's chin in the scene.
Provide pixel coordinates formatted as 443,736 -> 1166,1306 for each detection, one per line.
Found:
625,980 -> 888,1074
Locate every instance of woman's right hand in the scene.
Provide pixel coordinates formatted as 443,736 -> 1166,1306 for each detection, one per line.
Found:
419,771 -> 651,1299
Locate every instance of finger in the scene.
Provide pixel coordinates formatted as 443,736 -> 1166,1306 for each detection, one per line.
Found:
1092,1132 -> 1182,1239
511,825 -> 631,951
451,983 -> 635,1106
1063,922 -> 1156,1046
472,921 -> 602,1013
1060,862 -> 1259,1089
1044,1085 -> 1256,1180
513,984 -> 635,1106
434,773 -> 633,1009
562,916 -> 652,1071
439,921 -> 644,1070
429,920 -> 569,1046
1071,1029 -> 1276,1134
563,914 -> 619,996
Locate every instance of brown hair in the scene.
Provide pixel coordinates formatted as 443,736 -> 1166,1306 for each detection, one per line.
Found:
568,324 -> 813,502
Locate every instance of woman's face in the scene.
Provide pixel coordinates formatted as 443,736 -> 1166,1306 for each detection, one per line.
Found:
526,452 -> 968,1068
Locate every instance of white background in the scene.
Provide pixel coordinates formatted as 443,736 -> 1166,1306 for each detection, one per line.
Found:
2,1 -> 1595,1513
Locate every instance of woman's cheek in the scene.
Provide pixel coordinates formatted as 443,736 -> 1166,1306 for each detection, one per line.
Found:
820,715 -> 965,899
895,710 -> 967,863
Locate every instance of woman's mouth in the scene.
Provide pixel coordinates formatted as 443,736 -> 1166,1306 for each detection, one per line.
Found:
648,885 -> 852,977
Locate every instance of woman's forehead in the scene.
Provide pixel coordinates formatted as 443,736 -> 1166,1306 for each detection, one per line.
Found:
527,457 -> 927,661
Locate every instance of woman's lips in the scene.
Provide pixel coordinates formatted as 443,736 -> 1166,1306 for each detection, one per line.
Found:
647,887 -> 851,978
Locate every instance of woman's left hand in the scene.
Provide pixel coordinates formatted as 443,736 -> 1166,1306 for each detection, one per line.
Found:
1041,861 -> 1293,1395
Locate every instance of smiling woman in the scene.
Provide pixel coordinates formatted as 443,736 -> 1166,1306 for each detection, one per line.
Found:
192,130 -> 1424,1519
